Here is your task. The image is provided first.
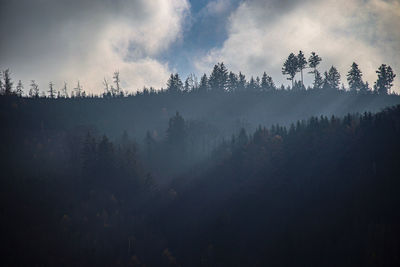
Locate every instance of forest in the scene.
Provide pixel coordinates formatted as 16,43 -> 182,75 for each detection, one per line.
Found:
1,52 -> 400,266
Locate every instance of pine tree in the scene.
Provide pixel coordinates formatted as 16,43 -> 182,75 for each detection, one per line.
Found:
260,72 -> 275,92
16,80 -> 24,97
282,53 -> 298,88
61,82 -> 68,98
167,73 -> 183,93
375,64 -> 396,95
313,70 -> 323,90
113,71 -> 121,96
324,66 -> 341,90
308,52 -> 322,88
48,81 -> 55,98
3,69 -> 13,95
238,72 -> 247,92
198,74 -> 209,93
209,62 -> 228,92
297,50 -> 307,86
347,62 -> 363,92
228,71 -> 238,92
247,76 -> 258,92
29,80 -> 39,98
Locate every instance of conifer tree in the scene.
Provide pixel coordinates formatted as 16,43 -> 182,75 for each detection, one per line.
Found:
297,50 -> 307,86
374,64 -> 396,95
48,81 -> 55,98
347,62 -> 363,92
282,53 -> 298,88
16,80 -> 23,97
3,69 -> 13,95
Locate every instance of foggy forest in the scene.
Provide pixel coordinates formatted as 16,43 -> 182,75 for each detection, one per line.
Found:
1,0 -> 400,266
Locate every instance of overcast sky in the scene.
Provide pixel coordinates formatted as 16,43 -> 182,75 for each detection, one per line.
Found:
0,0 -> 399,94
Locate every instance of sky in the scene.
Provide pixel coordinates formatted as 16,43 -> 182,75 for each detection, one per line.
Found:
0,0 -> 399,94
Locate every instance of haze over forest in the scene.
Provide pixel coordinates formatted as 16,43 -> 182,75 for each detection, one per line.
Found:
1,0 -> 400,266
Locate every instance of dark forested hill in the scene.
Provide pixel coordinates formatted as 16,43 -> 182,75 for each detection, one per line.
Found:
1,87 -> 400,266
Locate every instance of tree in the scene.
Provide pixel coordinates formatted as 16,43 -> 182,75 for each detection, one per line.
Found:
313,70 -> 323,90
324,66 -> 341,90
48,81 -> 55,98
167,73 -> 183,93
209,62 -> 228,92
247,76 -> 259,92
282,53 -> 298,88
3,69 -> 13,95
347,62 -> 363,92
237,72 -> 247,92
297,50 -> 307,86
0,72 -> 3,94
16,80 -> 23,97
261,72 -> 275,92
374,64 -> 396,95
74,81 -> 82,97
61,82 -> 68,98
308,52 -> 322,88
198,74 -> 209,93
113,71 -> 121,96
29,80 -> 39,98
103,78 -> 110,97
228,71 -> 238,92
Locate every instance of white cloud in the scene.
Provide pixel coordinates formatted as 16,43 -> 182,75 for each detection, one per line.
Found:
1,0 -> 190,94
195,0 -> 400,91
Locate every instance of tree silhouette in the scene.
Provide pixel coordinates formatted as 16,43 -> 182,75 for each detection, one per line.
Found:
297,50 -> 307,87
48,81 -> 55,98
29,80 -> 39,98
16,80 -> 23,97
228,71 -> 238,92
282,53 -> 298,88
167,73 -> 183,94
237,72 -> 247,92
308,52 -> 322,88
209,62 -> 228,92
198,74 -> 209,93
375,64 -> 396,95
347,62 -> 363,92
113,71 -> 121,96
324,66 -> 341,90
3,69 -> 13,95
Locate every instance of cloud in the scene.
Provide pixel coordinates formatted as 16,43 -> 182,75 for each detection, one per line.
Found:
0,0 -> 190,94
195,0 -> 400,91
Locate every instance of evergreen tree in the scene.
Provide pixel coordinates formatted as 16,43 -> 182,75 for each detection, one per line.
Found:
247,76 -> 258,92
61,82 -> 68,98
209,62 -> 228,92
167,73 -> 183,93
3,69 -> 13,95
347,62 -> 363,92
261,72 -> 275,92
297,50 -> 307,86
282,53 -> 298,88
29,80 -> 39,98
74,81 -> 82,97
308,52 -> 322,88
238,72 -> 247,92
113,71 -> 121,96
324,66 -> 341,90
198,74 -> 209,93
228,71 -> 238,92
313,70 -> 323,90
375,64 -> 396,95
16,80 -> 23,97
48,81 -> 55,98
